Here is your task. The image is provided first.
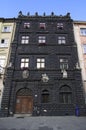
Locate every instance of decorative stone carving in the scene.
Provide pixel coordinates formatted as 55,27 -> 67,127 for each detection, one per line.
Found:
41,73 -> 49,82
22,70 -> 29,79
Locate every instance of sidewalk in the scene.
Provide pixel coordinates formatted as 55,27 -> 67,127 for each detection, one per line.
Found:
0,116 -> 86,130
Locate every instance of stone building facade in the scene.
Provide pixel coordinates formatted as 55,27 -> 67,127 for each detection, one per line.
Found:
73,21 -> 86,104
1,12 -> 85,117
0,18 -> 16,108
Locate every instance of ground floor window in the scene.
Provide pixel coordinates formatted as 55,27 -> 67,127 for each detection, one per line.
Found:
41,90 -> 49,103
59,85 -> 72,104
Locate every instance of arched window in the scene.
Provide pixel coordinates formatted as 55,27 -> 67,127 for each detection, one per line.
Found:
41,90 -> 49,103
59,85 -> 72,104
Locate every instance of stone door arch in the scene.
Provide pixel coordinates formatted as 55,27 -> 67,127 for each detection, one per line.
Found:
15,88 -> 33,114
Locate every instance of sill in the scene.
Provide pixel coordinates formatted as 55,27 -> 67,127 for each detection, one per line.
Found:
38,43 -> 46,46
40,27 -> 46,29
24,27 -> 30,29
1,31 -> 11,33
80,34 -> 86,36
21,67 -> 29,70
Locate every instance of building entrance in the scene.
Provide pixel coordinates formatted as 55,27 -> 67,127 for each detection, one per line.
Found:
15,88 -> 33,114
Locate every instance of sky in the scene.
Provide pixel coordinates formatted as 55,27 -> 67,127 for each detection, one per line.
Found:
0,0 -> 86,21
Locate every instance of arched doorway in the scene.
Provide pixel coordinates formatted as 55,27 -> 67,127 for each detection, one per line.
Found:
15,88 -> 33,114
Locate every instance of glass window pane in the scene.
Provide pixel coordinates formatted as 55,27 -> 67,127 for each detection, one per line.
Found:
25,63 -> 29,67
37,63 -> 40,68
83,44 -> 86,53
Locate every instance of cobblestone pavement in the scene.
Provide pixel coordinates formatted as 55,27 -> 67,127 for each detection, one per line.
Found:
0,116 -> 86,130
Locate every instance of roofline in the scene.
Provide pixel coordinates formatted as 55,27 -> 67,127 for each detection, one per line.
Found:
0,18 -> 16,22
74,20 -> 86,24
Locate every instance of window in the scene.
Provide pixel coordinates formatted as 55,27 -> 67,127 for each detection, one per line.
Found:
2,26 -> 11,32
57,23 -> 63,29
80,28 -> 86,36
60,59 -> 68,70
82,44 -> 86,54
38,36 -> 46,44
39,23 -> 46,29
41,90 -> 49,103
20,58 -> 29,69
21,36 -> 29,44
0,38 -> 9,47
0,56 -> 6,73
24,23 -> 30,29
37,58 -> 45,69
59,85 -> 72,104
58,36 -> 66,44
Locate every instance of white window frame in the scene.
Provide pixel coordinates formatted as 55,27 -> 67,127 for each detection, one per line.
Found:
0,38 -> 9,47
24,23 -> 30,29
37,58 -> 45,69
60,59 -> 68,70
38,36 -> 46,44
20,58 -> 29,69
80,28 -> 86,36
0,56 -> 6,73
2,26 -> 11,32
58,36 -> 66,44
57,23 -> 63,29
21,36 -> 29,44
39,23 -> 46,29
82,44 -> 86,54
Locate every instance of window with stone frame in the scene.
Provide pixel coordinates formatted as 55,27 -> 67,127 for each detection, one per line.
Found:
24,23 -> 30,29
41,90 -> 49,103
38,36 -> 46,44
58,36 -> 66,44
20,58 -> 29,69
0,56 -> 6,73
39,23 -> 46,29
21,36 -> 29,44
0,38 -> 9,47
60,58 -> 68,70
37,58 -> 45,69
57,23 -> 63,29
2,26 -> 12,32
59,85 -> 72,104
80,28 -> 86,36
82,44 -> 86,54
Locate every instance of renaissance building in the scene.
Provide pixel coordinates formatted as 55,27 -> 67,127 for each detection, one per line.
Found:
0,18 -> 16,109
1,12 -> 85,117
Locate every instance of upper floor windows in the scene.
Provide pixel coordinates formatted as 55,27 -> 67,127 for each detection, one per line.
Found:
20,58 -> 29,69
82,44 -> 86,54
38,36 -> 46,44
0,56 -> 6,73
60,59 -> 68,70
39,23 -> 46,29
21,36 -> 29,44
57,23 -> 63,29
2,26 -> 12,32
58,36 -> 66,44
80,28 -> 86,36
0,38 -> 9,47
37,58 -> 45,69
24,23 -> 30,29
22,22 -> 65,30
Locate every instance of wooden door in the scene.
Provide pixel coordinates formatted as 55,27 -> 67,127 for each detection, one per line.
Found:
15,96 -> 33,114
